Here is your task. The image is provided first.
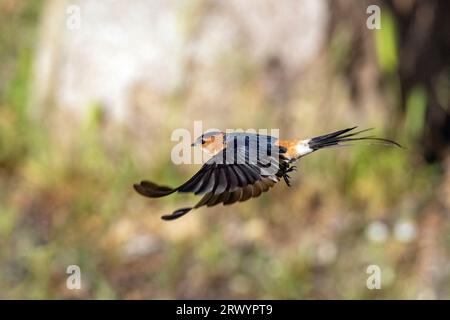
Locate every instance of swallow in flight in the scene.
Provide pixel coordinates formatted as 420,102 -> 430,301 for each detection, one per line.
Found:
134,127 -> 401,220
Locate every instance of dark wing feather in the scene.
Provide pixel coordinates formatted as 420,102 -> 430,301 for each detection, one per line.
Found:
206,193 -> 222,207
133,181 -> 175,198
216,191 -> 232,205
252,182 -> 262,197
158,176 -> 280,220
195,167 -> 217,195
224,188 -> 242,205
161,207 -> 192,220
240,185 -> 253,202
230,165 -> 248,187
178,164 -> 213,192
199,176 -> 279,209
190,166 -> 214,194
224,166 -> 239,192
214,166 -> 228,194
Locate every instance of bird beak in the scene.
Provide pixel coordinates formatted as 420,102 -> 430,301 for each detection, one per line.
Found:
191,142 -> 196,147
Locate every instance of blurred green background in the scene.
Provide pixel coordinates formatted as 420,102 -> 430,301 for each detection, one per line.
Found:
0,0 -> 449,299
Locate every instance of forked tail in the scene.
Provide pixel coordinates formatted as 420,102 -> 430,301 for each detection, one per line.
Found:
307,127 -> 402,151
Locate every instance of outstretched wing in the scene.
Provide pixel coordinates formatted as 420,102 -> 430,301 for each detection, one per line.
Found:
134,133 -> 285,198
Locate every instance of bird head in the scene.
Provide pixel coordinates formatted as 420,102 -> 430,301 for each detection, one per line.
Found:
191,131 -> 225,156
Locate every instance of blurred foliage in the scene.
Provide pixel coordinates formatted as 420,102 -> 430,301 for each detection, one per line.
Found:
405,86 -> 427,141
375,10 -> 398,75
0,0 -> 449,300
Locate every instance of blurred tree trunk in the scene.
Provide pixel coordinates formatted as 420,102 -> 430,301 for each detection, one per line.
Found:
385,0 -> 450,162
329,0 -> 449,163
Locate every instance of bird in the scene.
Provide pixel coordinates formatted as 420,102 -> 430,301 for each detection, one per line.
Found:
134,127 -> 401,221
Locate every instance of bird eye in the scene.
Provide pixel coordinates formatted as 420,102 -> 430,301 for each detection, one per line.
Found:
201,139 -> 206,144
